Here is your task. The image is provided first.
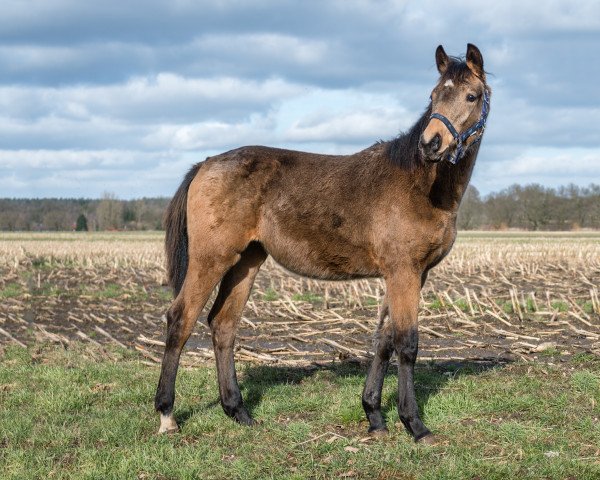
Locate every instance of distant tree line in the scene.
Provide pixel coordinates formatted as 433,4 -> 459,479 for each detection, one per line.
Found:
457,183 -> 600,230
0,193 -> 169,231
0,183 -> 598,231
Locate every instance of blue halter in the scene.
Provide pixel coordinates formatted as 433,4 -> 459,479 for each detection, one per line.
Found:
429,88 -> 490,165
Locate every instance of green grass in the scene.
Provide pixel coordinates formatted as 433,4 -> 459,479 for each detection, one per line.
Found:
453,298 -> 469,312
363,297 -> 379,307
429,297 -> 443,310
156,286 -> 173,302
291,292 -> 323,304
262,288 -> 279,302
1,346 -> 599,479
551,301 -> 569,313
0,282 -> 22,298
96,283 -> 124,299
582,301 -> 595,315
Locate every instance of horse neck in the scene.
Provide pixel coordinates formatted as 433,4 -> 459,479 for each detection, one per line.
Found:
385,107 -> 481,213
427,144 -> 480,212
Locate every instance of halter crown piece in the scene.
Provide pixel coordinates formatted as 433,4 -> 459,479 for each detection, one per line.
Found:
429,87 -> 490,165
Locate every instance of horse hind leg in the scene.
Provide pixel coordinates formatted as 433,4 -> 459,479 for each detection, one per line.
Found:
155,253 -> 239,434
207,242 -> 267,425
362,293 -> 393,434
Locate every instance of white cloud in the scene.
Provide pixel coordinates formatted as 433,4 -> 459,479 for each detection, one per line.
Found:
474,146 -> 600,193
0,149 -> 153,170
0,148 -> 193,198
195,33 -> 330,66
466,1 -> 600,33
488,148 -> 600,176
0,75 -> 304,123
285,108 -> 406,143
400,0 -> 600,35
144,113 -> 278,151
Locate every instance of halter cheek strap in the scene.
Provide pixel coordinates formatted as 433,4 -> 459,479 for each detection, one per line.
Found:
429,88 -> 490,165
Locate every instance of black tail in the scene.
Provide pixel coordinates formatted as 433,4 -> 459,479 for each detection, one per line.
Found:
164,163 -> 202,296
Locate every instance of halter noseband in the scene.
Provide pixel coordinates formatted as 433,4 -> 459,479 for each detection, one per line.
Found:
429,87 -> 490,165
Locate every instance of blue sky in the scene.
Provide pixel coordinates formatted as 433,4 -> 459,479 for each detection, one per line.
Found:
1,0 -> 599,198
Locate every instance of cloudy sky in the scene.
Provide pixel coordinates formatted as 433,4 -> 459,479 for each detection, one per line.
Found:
1,0 -> 599,198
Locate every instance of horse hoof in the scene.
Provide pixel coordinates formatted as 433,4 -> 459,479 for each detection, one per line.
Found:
158,414 -> 179,434
158,425 -> 179,435
235,411 -> 256,426
416,433 -> 440,445
368,427 -> 389,437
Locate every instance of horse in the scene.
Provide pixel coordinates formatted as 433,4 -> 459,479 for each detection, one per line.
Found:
155,43 -> 491,444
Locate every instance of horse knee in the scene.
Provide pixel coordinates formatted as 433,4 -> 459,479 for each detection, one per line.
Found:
166,300 -> 184,330
394,326 -> 418,363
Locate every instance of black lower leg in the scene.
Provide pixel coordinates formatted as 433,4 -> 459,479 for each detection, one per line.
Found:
362,329 -> 393,432
215,347 -> 254,425
155,306 -> 185,416
396,327 -> 431,441
155,352 -> 180,415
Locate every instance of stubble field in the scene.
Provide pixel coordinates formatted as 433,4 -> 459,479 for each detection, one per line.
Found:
1,231 -> 599,364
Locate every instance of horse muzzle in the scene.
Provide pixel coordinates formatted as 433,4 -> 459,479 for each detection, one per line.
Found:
419,133 -> 444,162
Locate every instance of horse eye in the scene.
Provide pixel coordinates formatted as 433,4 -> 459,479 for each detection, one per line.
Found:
466,94 -> 476,102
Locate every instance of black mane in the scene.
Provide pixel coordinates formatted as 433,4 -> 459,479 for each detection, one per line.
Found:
385,106 -> 432,170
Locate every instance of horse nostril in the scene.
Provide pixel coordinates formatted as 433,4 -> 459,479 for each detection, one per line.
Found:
430,134 -> 441,152
420,134 -> 441,155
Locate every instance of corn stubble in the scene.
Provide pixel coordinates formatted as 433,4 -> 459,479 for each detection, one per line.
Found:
0,231 -> 598,365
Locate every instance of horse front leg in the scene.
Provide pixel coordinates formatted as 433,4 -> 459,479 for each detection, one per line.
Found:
386,274 -> 434,443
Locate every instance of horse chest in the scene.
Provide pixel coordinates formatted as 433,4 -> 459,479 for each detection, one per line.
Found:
421,223 -> 456,270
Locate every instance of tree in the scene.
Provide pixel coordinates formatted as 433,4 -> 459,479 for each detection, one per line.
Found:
75,214 -> 88,231
520,184 -> 553,230
133,199 -> 147,230
0,211 -> 21,231
96,192 -> 123,230
43,210 -> 70,231
457,185 -> 483,230
587,184 -> 600,229
485,185 -> 522,229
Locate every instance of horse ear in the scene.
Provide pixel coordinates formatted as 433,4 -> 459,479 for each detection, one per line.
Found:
435,45 -> 449,75
466,43 -> 485,79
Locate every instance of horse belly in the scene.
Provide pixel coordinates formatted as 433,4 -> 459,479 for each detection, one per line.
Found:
258,222 -> 380,281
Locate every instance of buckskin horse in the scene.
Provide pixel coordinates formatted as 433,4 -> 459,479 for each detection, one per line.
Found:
155,44 -> 491,443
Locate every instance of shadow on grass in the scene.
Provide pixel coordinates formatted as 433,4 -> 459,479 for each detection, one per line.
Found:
174,358 -> 508,430
241,358 -> 506,421
175,398 -> 222,428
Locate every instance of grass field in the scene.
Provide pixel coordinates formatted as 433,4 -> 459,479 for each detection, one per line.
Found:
0,231 -> 599,478
1,345 -> 599,479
